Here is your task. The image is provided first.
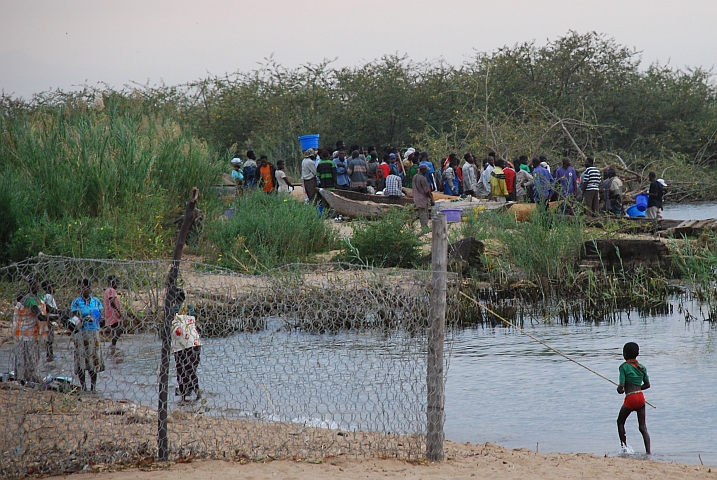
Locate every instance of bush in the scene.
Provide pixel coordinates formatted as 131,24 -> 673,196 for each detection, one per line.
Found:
205,191 -> 337,273
460,209 -> 585,282
342,209 -> 423,268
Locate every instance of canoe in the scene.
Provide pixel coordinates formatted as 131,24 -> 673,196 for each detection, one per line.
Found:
319,189 -> 408,218
329,188 -> 415,206
433,199 -> 515,217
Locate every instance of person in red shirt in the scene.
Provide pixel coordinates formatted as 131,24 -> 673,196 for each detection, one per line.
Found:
503,162 -> 516,201
377,154 -> 391,180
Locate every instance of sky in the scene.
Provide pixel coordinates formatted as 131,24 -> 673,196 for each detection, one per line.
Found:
2,0 -> 716,99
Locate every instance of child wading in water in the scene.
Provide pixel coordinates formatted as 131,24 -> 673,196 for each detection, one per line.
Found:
617,342 -> 651,454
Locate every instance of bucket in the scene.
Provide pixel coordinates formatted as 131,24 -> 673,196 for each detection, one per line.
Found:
442,208 -> 463,223
635,193 -> 648,212
626,205 -> 646,218
298,134 -> 320,150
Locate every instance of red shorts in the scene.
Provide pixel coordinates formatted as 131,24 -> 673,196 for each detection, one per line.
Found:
623,392 -> 645,411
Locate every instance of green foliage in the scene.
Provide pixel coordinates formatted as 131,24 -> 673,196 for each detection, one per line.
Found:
204,191 -> 337,273
669,234 -> 717,317
0,97 -> 223,262
342,209 -> 424,268
460,210 -> 586,282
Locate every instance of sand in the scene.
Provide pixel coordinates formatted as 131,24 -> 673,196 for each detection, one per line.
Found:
75,441 -> 714,480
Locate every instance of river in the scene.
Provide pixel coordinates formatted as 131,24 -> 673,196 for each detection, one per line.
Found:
2,297 -> 715,466
662,201 -> 717,220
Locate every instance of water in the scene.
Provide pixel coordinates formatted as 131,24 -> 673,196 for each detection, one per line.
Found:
444,302 -> 717,465
662,201 -> 717,220
2,300 -> 715,466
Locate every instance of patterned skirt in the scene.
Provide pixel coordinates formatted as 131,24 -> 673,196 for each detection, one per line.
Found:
14,340 -> 41,384
73,330 -> 105,375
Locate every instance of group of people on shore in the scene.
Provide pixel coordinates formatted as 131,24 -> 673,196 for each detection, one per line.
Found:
230,142 -> 667,222
10,276 -> 201,401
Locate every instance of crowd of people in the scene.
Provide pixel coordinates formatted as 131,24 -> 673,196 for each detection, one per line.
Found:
10,276 -> 201,401
229,142 -> 668,222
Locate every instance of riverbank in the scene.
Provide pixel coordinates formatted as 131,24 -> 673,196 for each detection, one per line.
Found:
71,442 -> 715,480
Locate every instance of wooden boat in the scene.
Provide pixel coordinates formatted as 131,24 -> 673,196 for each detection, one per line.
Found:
328,188 -> 415,206
433,199 -> 515,216
319,188 -> 409,218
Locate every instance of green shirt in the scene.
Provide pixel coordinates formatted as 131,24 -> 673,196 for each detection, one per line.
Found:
619,361 -> 648,387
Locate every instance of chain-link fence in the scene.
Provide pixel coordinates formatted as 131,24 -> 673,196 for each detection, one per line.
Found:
0,256 -> 456,477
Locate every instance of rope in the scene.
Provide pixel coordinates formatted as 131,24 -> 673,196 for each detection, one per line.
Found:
460,292 -> 656,409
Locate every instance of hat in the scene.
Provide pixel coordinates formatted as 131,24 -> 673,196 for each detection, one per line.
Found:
418,164 -> 428,171
540,161 -> 549,169
388,153 -> 397,159
304,148 -> 316,157
230,157 -> 242,166
657,178 -> 667,187
403,147 -> 416,159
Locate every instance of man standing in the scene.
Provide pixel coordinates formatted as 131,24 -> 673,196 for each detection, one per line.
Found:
347,150 -> 368,193
555,157 -> 578,198
334,150 -> 350,190
462,154 -> 479,196
490,159 -> 509,202
316,150 -> 338,190
243,150 -> 258,188
301,149 -> 318,203
480,157 -> 494,199
532,157 -> 555,209
646,172 -> 665,219
413,164 -> 434,229
580,157 -> 602,214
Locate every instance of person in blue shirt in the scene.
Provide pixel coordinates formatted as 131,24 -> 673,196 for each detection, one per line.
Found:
531,157 -> 555,209
71,279 -> 104,392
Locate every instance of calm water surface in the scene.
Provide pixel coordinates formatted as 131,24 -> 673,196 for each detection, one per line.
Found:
662,201 -> 717,220
444,302 -> 717,465
2,301 -> 715,466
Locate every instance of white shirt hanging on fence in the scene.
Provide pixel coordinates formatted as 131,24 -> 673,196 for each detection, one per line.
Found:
171,315 -> 202,353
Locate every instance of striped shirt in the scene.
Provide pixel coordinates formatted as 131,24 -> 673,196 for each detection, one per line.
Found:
581,166 -> 602,191
348,158 -> 368,188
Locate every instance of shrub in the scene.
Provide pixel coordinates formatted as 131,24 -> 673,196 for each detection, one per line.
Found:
342,209 -> 423,268
205,191 -> 337,273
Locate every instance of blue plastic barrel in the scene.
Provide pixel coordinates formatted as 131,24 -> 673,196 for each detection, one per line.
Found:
626,205 -> 646,217
635,193 -> 648,212
298,134 -> 320,150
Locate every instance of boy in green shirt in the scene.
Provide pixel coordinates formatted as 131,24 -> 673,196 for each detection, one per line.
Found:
616,342 -> 651,454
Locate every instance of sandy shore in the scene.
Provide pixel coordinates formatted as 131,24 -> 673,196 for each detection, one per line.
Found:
75,441 -> 714,480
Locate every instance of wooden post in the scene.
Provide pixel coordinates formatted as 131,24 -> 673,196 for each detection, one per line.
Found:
426,212 -> 447,462
157,188 -> 199,461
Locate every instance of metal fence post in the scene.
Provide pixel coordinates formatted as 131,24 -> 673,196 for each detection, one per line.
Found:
158,188 -> 199,461
426,212 -> 447,461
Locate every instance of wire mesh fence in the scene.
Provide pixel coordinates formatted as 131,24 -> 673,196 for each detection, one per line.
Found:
0,256 -> 456,477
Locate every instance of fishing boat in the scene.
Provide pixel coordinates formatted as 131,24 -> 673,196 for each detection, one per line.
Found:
319,188 -> 409,218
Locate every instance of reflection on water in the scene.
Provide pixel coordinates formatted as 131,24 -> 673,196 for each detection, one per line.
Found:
445,298 -> 716,465
662,202 -> 717,220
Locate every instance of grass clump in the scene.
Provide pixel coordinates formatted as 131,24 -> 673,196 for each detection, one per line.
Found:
204,191 -> 337,273
459,210 -> 586,284
342,209 -> 423,268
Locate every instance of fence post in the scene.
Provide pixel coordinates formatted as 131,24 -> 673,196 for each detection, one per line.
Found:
426,212 -> 447,461
158,188 -> 199,461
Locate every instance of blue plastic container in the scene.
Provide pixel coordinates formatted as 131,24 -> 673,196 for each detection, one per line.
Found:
635,193 -> 648,212
298,134 -> 320,150
626,205 -> 646,218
